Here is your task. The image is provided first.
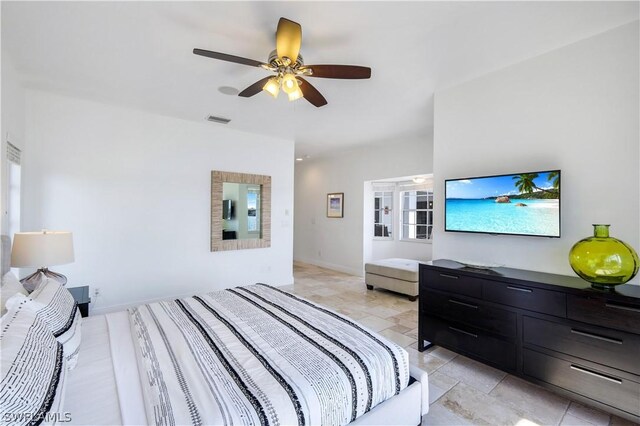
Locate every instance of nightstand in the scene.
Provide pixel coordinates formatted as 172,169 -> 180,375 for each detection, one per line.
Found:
67,286 -> 91,317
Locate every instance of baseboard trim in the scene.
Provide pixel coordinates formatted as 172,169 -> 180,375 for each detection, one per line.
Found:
294,256 -> 363,277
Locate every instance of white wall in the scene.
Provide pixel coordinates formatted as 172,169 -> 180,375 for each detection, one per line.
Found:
1,51 -> 26,236
370,236 -> 432,264
433,22 -> 639,283
22,90 -> 295,312
294,137 -> 433,276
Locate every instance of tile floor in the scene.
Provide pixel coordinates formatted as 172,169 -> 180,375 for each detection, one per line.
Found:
282,262 -> 638,426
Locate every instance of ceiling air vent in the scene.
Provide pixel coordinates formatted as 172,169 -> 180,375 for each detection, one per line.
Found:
206,115 -> 231,124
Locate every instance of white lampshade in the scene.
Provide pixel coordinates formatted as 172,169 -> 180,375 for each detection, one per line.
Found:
11,231 -> 74,268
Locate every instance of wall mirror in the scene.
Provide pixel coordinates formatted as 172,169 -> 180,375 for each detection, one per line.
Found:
211,171 -> 271,251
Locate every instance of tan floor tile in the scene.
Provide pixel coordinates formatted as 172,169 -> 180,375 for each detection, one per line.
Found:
357,315 -> 395,332
561,413 -> 597,426
490,374 -> 570,425
386,301 -> 417,314
367,305 -> 405,319
391,310 -> 418,324
404,327 -> 418,340
422,401 -> 473,425
428,371 -> 459,404
406,347 -> 448,374
424,346 -> 459,362
392,318 -> 419,329
388,324 -> 412,334
335,308 -> 369,321
440,382 -> 535,425
565,402 -> 611,426
437,355 -> 506,394
378,328 -> 417,348
312,287 -> 343,297
609,415 -> 640,426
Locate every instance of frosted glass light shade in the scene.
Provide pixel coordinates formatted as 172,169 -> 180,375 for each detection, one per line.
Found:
11,231 -> 74,268
263,77 -> 280,98
282,74 -> 298,94
287,86 -> 303,101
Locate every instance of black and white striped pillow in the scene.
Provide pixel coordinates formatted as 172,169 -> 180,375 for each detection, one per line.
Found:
0,303 -> 67,425
8,278 -> 82,369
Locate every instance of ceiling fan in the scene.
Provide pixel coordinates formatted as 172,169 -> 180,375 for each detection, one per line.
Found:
193,17 -> 371,108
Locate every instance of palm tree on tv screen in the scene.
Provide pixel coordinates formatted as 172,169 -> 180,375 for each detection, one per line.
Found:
512,172 -> 559,196
513,173 -> 539,194
547,171 -> 560,189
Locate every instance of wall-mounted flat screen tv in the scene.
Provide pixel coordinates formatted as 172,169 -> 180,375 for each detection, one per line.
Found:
445,170 -> 560,238
222,199 -> 233,220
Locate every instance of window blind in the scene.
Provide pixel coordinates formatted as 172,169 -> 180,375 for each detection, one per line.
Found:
397,180 -> 433,192
7,142 -> 21,165
371,182 -> 396,191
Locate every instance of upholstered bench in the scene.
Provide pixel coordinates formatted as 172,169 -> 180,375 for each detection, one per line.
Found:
365,258 -> 420,301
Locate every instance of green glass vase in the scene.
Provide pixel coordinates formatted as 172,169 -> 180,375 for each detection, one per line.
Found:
569,224 -> 639,289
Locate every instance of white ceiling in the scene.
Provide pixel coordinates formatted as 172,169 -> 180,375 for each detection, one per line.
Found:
2,1 -> 638,158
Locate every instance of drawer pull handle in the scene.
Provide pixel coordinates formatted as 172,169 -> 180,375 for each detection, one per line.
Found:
440,274 -> 459,280
507,286 -> 532,293
448,326 -> 478,338
570,329 -> 623,345
449,299 -> 479,309
570,365 -> 622,385
605,302 -> 640,313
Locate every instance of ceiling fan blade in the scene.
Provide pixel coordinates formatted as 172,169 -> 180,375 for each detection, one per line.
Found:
303,65 -> 371,79
193,48 -> 267,68
238,77 -> 273,98
276,18 -> 302,63
298,77 -> 327,108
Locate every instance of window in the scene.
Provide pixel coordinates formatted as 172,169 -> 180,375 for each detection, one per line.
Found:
374,191 -> 393,238
247,185 -> 260,233
401,190 -> 433,240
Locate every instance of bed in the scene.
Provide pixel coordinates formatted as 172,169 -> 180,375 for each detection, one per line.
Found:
1,235 -> 428,425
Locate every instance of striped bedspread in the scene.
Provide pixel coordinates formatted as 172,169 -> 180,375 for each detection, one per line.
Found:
129,284 -> 410,426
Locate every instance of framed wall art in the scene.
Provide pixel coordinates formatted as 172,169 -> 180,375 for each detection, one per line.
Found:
327,193 -> 344,218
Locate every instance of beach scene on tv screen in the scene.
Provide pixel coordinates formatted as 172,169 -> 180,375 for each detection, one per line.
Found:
446,171 -> 560,237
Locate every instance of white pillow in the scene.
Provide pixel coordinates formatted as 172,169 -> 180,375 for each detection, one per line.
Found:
0,302 -> 67,425
7,278 -> 82,370
0,271 -> 28,316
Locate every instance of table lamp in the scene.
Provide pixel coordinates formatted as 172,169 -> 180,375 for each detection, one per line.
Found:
11,231 -> 74,292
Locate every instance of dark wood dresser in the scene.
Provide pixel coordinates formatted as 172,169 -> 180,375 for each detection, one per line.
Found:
419,260 -> 640,422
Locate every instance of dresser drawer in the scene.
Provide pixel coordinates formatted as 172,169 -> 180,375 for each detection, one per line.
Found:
523,316 -> 640,375
421,314 -> 516,370
423,289 -> 516,338
567,295 -> 640,335
523,349 -> 640,417
483,281 -> 566,317
421,269 -> 483,298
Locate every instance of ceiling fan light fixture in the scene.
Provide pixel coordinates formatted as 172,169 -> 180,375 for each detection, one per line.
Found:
263,77 -> 281,98
287,86 -> 303,102
193,17 -> 371,108
282,74 -> 299,95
